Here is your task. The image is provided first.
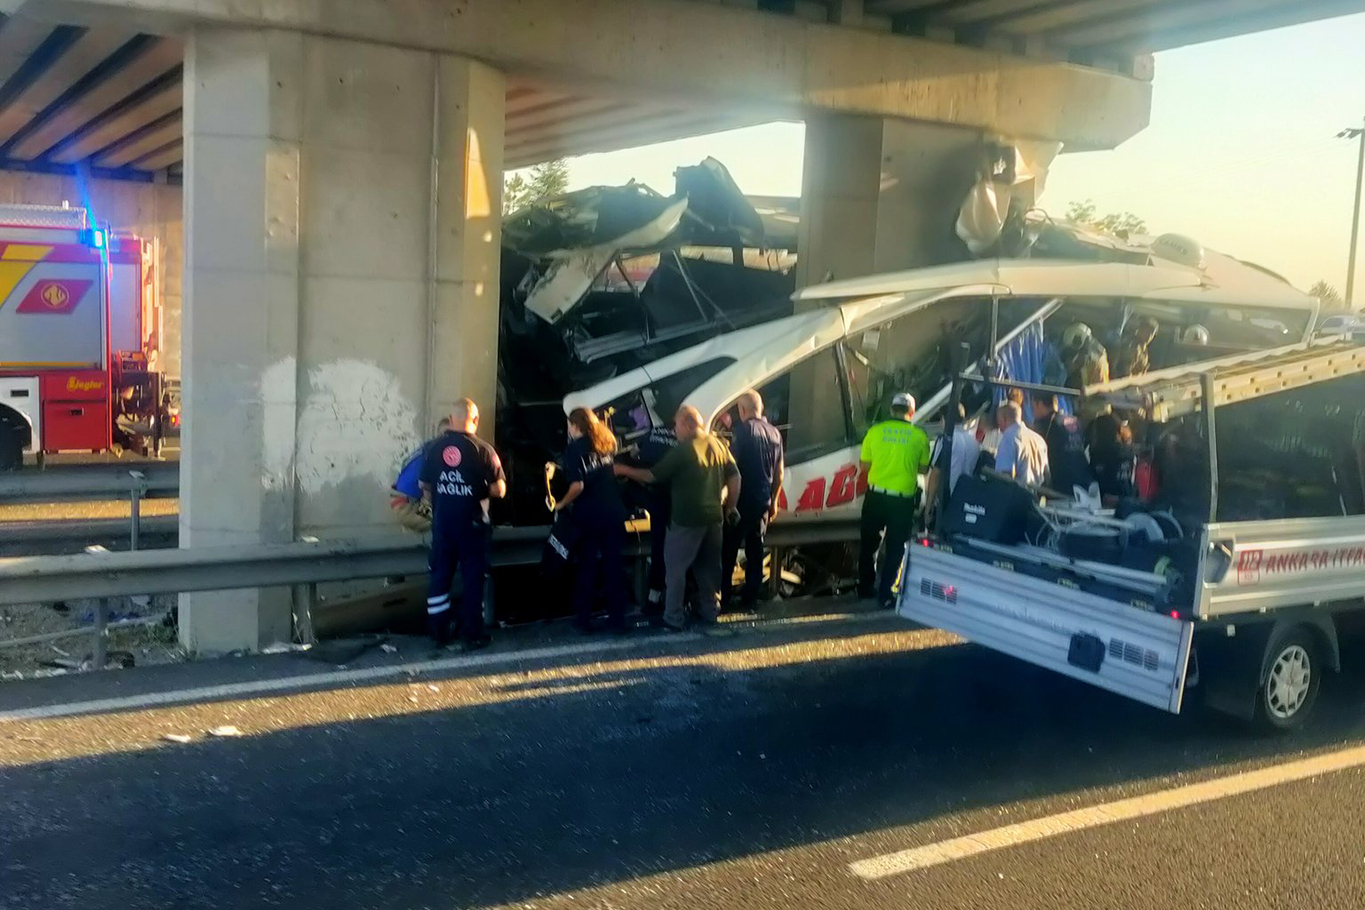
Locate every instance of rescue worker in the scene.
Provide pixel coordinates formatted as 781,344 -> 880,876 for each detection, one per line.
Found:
391,417 -> 451,532
721,389 -> 784,610
924,403 -> 980,525
1030,395 -> 1093,498
636,418 -> 678,614
1061,323 -> 1110,388
994,400 -> 1049,487
615,406 -> 741,634
553,408 -> 630,634
858,392 -> 932,607
419,399 -> 505,651
1088,410 -> 1138,507
1113,315 -> 1159,379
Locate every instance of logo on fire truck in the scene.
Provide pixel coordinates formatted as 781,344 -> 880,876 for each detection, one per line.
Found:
66,377 -> 104,393
14,278 -> 90,314
40,283 -> 69,309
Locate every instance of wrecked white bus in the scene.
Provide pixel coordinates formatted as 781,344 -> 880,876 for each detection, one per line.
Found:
566,234 -> 1319,529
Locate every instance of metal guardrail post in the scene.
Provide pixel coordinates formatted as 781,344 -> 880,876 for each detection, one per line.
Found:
92,598 -> 108,669
129,470 -> 147,551
292,582 -> 316,645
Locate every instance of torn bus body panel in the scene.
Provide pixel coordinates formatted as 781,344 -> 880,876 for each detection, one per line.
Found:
496,160 -> 796,524
522,197 -> 690,323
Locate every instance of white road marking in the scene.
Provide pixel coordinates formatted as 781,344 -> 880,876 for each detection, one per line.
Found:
850,742 -> 1365,880
0,611 -> 892,723
0,636 -> 698,723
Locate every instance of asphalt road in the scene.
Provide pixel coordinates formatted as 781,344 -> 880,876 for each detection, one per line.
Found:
3,606 -> 1365,910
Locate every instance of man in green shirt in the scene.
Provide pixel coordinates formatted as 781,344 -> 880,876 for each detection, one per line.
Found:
858,392 -> 931,607
617,405 -> 740,633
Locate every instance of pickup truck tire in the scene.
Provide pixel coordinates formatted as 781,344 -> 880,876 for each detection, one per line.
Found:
1254,628 -> 1321,733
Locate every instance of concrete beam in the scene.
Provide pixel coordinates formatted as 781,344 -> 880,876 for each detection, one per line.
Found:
25,0 -> 1151,148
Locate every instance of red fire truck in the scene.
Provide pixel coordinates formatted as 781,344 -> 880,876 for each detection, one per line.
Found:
0,203 -> 165,470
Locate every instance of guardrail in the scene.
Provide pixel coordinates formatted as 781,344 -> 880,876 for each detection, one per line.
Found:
0,466 -> 180,553
0,518 -> 860,668
1,515 -> 178,546
0,463 -> 179,504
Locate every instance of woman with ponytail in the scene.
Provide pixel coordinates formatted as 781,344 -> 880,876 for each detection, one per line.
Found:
555,407 -> 630,632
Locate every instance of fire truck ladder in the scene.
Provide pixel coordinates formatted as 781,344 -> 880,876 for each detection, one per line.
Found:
1087,337 -> 1365,422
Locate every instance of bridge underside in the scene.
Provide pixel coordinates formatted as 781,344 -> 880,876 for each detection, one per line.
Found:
2,0 -> 1359,182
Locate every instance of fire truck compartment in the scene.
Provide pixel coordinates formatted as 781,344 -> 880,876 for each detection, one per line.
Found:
40,371 -> 108,401
42,400 -> 109,451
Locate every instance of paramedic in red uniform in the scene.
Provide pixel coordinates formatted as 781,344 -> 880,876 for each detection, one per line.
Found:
420,398 -> 505,650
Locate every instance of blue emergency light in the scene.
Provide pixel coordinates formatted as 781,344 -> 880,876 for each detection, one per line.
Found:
80,228 -> 106,249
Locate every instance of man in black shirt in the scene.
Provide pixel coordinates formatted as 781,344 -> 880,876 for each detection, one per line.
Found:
420,398 -> 506,650
722,389 -> 785,608
636,422 -> 677,614
1030,395 -> 1093,498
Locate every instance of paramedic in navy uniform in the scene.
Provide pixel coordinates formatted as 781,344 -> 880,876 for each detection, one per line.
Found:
553,407 -> 630,634
420,398 -> 505,650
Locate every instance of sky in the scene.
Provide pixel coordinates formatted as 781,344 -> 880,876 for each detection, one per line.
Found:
535,10 -> 1365,295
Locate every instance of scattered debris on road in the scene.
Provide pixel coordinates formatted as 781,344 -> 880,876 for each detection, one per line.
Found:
206,725 -> 242,738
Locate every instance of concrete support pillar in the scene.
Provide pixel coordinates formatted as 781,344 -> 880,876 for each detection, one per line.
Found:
180,27 -> 503,653
829,0 -> 864,26
793,114 -> 981,451
796,114 -> 982,289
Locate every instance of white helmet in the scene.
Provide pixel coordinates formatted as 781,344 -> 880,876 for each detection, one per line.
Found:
1062,323 -> 1093,351
1179,324 -> 1209,346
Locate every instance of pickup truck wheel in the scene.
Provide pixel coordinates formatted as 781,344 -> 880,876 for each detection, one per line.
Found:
1255,630 -> 1320,733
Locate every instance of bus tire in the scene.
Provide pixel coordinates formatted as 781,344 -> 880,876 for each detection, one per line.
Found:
1254,627 -> 1321,734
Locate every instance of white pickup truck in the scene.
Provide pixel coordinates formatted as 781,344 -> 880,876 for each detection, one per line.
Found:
899,339 -> 1365,731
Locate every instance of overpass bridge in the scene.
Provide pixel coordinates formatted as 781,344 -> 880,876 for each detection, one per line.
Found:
0,0 -> 1360,653
1,0 -> 1361,181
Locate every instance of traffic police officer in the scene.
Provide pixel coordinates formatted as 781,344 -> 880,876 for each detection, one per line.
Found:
858,392 -> 932,607
420,398 -> 506,650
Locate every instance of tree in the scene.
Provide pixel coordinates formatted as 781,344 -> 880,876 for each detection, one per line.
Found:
1308,280 -> 1347,313
1064,199 -> 1147,237
503,159 -> 570,215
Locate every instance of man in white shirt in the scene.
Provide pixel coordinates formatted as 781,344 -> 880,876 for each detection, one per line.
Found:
993,400 -> 1048,487
925,404 -> 981,523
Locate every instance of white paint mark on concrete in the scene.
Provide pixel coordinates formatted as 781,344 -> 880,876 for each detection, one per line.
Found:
294,358 -> 418,495
849,744 -> 1365,880
259,355 -> 298,491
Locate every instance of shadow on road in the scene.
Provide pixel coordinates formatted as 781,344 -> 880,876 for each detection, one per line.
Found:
5,618 -> 1365,909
